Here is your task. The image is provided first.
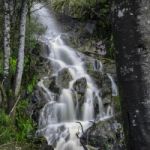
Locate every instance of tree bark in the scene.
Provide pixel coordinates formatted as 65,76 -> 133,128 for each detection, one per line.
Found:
113,0 -> 150,150
3,0 -> 11,79
14,0 -> 27,98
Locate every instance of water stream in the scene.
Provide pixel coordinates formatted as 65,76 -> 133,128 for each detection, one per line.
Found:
33,3 -> 117,150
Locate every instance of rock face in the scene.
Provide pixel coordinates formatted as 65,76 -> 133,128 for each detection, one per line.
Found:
31,86 -> 50,122
49,76 -> 61,95
81,118 -> 125,150
29,13 -> 122,150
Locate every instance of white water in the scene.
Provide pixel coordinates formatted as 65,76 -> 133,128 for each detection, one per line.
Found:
107,73 -> 118,96
33,3 -> 117,150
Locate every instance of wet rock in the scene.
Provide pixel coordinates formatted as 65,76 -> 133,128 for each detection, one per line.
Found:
49,76 -> 61,94
43,77 -> 52,88
72,91 -> 85,119
101,75 -> 112,98
81,118 -> 125,150
37,123 -> 69,147
35,57 -> 52,79
102,60 -> 116,76
102,95 -> 112,105
31,85 -> 51,122
32,42 -> 50,58
31,42 -> 53,80
57,68 -> 72,89
40,43 -> 51,58
85,22 -> 96,34
85,59 -> 103,88
41,144 -> 54,150
96,41 -> 107,56
73,77 -> 87,94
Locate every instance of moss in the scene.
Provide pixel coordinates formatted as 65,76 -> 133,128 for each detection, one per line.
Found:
51,0 -> 109,20
113,96 -> 121,114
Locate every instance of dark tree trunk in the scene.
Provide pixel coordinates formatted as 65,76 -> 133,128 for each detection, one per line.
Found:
113,0 -> 150,150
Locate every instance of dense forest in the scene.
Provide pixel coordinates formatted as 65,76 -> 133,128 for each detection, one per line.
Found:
0,0 -> 150,150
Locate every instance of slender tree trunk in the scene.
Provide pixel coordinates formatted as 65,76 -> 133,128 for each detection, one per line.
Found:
113,0 -> 150,150
14,0 -> 27,98
3,0 -> 11,80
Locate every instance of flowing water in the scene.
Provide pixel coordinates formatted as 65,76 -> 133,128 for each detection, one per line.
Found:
33,3 -> 117,150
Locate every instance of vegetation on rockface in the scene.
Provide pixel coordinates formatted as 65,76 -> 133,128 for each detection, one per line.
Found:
51,0 -> 109,19
50,0 -> 115,59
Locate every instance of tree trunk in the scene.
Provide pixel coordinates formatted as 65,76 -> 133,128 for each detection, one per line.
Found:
14,0 -> 27,98
3,0 -> 11,80
113,0 -> 150,150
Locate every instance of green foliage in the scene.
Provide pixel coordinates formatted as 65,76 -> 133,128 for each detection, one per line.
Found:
51,0 -> 109,20
15,100 -> 36,141
0,110 -> 16,144
0,100 -> 36,144
25,17 -> 46,50
0,0 -> 44,147
113,96 -> 121,113
10,57 -> 17,74
27,76 -> 37,93
50,0 -> 114,59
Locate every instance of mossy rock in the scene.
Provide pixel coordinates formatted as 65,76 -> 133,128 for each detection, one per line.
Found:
57,68 -> 73,89
81,118 -> 125,150
73,77 -> 87,94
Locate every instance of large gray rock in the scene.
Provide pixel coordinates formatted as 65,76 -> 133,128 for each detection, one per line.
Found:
31,86 -> 50,122
81,118 -> 125,150
49,76 -> 61,95
101,75 -> 112,99
57,68 -> 72,89
73,77 -> 87,94
31,42 -> 53,80
35,57 -> 52,79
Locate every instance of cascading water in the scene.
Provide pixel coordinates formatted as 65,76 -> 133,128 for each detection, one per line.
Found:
33,3 -> 117,149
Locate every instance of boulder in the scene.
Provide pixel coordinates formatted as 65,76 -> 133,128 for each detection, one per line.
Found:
73,77 -> 87,94
43,77 -> 52,88
31,86 -> 50,123
72,91 -> 85,119
49,76 -> 61,95
81,118 -> 125,150
35,57 -> 52,79
102,95 -> 112,105
101,75 -> 112,98
57,68 -> 72,89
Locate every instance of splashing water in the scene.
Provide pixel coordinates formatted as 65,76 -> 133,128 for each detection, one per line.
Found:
33,3 -> 116,149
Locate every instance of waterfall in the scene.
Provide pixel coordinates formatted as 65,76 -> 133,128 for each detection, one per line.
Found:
33,3 -> 115,149
107,73 -> 118,96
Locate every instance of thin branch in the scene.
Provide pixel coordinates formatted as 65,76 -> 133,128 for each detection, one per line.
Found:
76,121 -> 84,134
76,122 -> 88,150
9,95 -> 20,116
